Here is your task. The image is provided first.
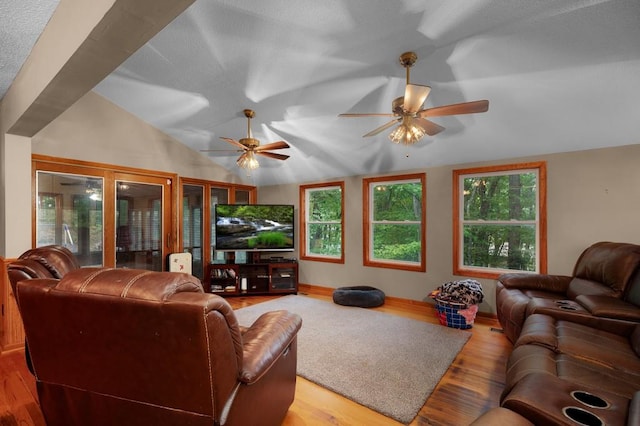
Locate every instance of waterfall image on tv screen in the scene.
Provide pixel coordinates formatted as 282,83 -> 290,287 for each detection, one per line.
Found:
215,204 -> 294,251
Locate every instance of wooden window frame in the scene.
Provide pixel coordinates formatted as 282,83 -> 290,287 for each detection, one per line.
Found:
453,161 -> 547,279
363,173 -> 426,272
179,177 -> 257,276
299,181 -> 345,264
32,155 -> 256,272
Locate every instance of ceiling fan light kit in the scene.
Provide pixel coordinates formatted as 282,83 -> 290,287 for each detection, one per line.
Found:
237,150 -> 260,170
389,116 -> 426,145
339,51 -> 489,145
201,109 -> 290,171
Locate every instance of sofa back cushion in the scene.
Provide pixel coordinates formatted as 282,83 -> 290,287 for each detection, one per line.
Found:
7,259 -> 55,294
19,245 -> 80,279
572,242 -> 640,297
567,278 -> 620,300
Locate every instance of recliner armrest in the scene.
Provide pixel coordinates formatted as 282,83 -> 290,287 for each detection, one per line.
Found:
498,273 -> 572,293
576,294 -> 640,322
239,310 -> 302,385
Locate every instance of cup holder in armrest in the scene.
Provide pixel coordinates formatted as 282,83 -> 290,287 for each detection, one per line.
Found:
562,406 -> 604,426
560,305 -> 578,310
571,390 -> 610,409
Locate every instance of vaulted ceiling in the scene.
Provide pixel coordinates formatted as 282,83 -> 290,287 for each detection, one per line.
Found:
4,0 -> 640,186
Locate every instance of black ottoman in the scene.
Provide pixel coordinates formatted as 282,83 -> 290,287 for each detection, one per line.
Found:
332,286 -> 385,308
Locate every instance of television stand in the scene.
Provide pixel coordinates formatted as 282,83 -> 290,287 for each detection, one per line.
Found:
206,261 -> 298,296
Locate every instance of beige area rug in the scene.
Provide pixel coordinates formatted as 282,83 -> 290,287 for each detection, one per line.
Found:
234,295 -> 471,424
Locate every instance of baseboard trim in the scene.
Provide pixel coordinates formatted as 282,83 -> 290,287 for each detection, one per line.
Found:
298,282 -> 497,320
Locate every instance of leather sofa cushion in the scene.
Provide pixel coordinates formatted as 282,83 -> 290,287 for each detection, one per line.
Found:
7,259 -> 55,294
567,277 -> 620,299
505,344 -> 640,400
515,314 -> 640,377
576,294 -> 640,321
573,241 -> 640,294
19,245 -> 80,279
498,273 -> 571,292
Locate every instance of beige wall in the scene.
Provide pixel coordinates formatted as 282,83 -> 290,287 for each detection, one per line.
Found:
259,144 -> 640,314
32,91 -> 243,183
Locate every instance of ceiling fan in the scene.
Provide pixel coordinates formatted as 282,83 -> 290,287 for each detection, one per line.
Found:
339,51 -> 489,145
201,109 -> 290,170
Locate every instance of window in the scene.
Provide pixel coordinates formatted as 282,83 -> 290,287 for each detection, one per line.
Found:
300,182 -> 344,263
363,173 -> 426,271
453,162 -> 547,279
34,155 -> 256,275
36,172 -> 104,266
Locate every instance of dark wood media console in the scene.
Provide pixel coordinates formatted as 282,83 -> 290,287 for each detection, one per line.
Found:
206,261 -> 298,296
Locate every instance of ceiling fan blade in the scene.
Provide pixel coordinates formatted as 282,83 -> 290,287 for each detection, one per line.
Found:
256,151 -> 290,161
363,119 -> 401,137
339,113 -> 396,118
255,141 -> 289,151
414,117 -> 445,136
200,149 -> 243,153
403,84 -> 431,113
419,100 -> 489,118
220,137 -> 249,150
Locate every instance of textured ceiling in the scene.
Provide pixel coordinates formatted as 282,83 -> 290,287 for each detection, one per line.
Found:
4,1 -> 640,186
0,0 -> 59,97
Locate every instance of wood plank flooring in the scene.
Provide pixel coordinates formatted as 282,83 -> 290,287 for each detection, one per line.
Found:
0,291 -> 512,425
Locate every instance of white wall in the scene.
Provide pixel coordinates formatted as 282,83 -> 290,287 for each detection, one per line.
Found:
259,144 -> 640,314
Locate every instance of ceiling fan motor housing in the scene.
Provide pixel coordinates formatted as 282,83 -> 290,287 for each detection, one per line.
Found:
239,137 -> 260,149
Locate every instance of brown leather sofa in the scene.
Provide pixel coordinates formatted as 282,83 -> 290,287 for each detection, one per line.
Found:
16,267 -> 302,426
496,241 -> 640,343
505,314 -> 640,399
497,313 -> 640,425
485,241 -> 640,425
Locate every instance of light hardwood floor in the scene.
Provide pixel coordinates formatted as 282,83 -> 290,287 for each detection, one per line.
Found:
0,290 -> 512,425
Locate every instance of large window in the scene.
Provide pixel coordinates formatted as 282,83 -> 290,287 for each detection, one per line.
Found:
300,182 -> 344,263
363,173 -> 426,272
453,162 -> 547,279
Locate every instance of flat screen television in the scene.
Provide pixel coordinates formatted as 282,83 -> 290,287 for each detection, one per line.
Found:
214,204 -> 295,252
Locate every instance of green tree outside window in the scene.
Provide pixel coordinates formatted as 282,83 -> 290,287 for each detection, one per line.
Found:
454,162 -> 547,278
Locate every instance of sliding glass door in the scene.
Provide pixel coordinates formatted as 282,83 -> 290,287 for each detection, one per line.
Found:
115,177 -> 170,271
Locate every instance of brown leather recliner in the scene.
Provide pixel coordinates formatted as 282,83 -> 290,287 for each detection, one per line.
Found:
16,267 -> 302,426
496,241 -> 640,343
8,245 -> 81,373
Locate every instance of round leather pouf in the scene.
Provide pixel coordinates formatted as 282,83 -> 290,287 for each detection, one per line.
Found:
332,286 -> 385,308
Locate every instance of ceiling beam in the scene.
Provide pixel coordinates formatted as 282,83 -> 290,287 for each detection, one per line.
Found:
2,0 -> 195,137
